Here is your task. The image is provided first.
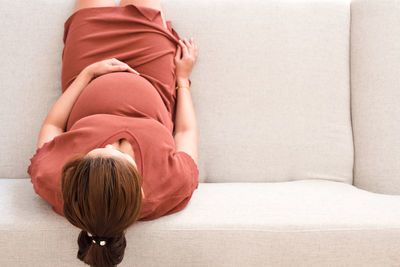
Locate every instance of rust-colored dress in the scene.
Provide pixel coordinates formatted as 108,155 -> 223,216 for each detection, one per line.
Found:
27,4 -> 198,221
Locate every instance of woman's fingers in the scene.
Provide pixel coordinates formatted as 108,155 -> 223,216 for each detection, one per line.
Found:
109,59 -> 139,75
190,37 -> 198,56
124,64 -> 140,75
190,37 -> 197,51
183,38 -> 194,55
110,58 -> 120,65
127,67 -> 140,75
183,37 -> 197,58
110,64 -> 127,71
178,39 -> 189,57
109,64 -> 139,75
109,58 -> 124,67
183,38 -> 192,48
110,58 -> 126,67
175,45 -> 181,60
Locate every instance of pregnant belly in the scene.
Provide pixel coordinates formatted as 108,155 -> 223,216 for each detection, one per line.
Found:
66,72 -> 173,131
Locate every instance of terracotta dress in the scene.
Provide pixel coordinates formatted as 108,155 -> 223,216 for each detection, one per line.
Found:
27,4 -> 198,221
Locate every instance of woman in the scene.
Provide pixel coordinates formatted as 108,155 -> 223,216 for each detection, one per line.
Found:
26,0 -> 199,266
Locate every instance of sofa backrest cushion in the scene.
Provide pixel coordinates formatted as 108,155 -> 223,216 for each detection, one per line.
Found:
164,0 -> 353,183
2,0 -> 353,185
351,0 -> 400,194
0,1 -> 74,178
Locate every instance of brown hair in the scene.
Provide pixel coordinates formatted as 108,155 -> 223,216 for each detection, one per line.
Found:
61,153 -> 143,267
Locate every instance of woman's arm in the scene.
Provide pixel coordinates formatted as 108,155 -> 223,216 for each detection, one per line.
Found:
36,68 -> 93,149
42,68 -> 93,130
36,58 -> 139,150
174,77 -> 197,132
172,38 -> 199,165
174,77 -> 198,165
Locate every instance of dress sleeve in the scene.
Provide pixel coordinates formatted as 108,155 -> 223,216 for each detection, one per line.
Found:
140,150 -> 199,220
26,138 -> 65,216
164,189 -> 196,216
142,190 -> 196,221
162,151 -> 198,215
27,139 -> 56,181
174,151 -> 199,191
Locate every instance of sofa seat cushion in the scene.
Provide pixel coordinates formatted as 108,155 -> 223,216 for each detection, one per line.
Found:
1,179 -> 400,266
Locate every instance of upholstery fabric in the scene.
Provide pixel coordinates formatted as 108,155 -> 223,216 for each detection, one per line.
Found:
351,0 -> 400,194
175,0 -> 354,184
1,0 -> 400,266
1,0 -> 354,185
1,179 -> 400,266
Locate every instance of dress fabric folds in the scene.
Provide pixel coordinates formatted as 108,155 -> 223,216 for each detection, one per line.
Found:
61,4 -> 189,131
26,5 -> 199,221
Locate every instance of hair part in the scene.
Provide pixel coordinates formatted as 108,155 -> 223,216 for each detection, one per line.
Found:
61,153 -> 143,267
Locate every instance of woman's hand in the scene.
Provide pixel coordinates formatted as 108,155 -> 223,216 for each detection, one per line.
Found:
85,58 -> 140,78
174,37 -> 198,80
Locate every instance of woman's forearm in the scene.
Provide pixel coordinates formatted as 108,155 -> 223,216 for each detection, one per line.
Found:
43,68 -> 93,130
174,78 -> 198,132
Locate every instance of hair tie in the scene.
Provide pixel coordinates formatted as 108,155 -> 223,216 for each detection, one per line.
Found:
86,231 -> 109,246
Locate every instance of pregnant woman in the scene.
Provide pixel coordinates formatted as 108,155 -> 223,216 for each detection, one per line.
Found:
26,0 -> 199,266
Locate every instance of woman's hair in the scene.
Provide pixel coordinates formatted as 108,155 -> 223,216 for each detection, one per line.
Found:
61,153 -> 143,267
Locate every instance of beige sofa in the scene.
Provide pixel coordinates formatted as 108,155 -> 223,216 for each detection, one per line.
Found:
1,0 -> 400,266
